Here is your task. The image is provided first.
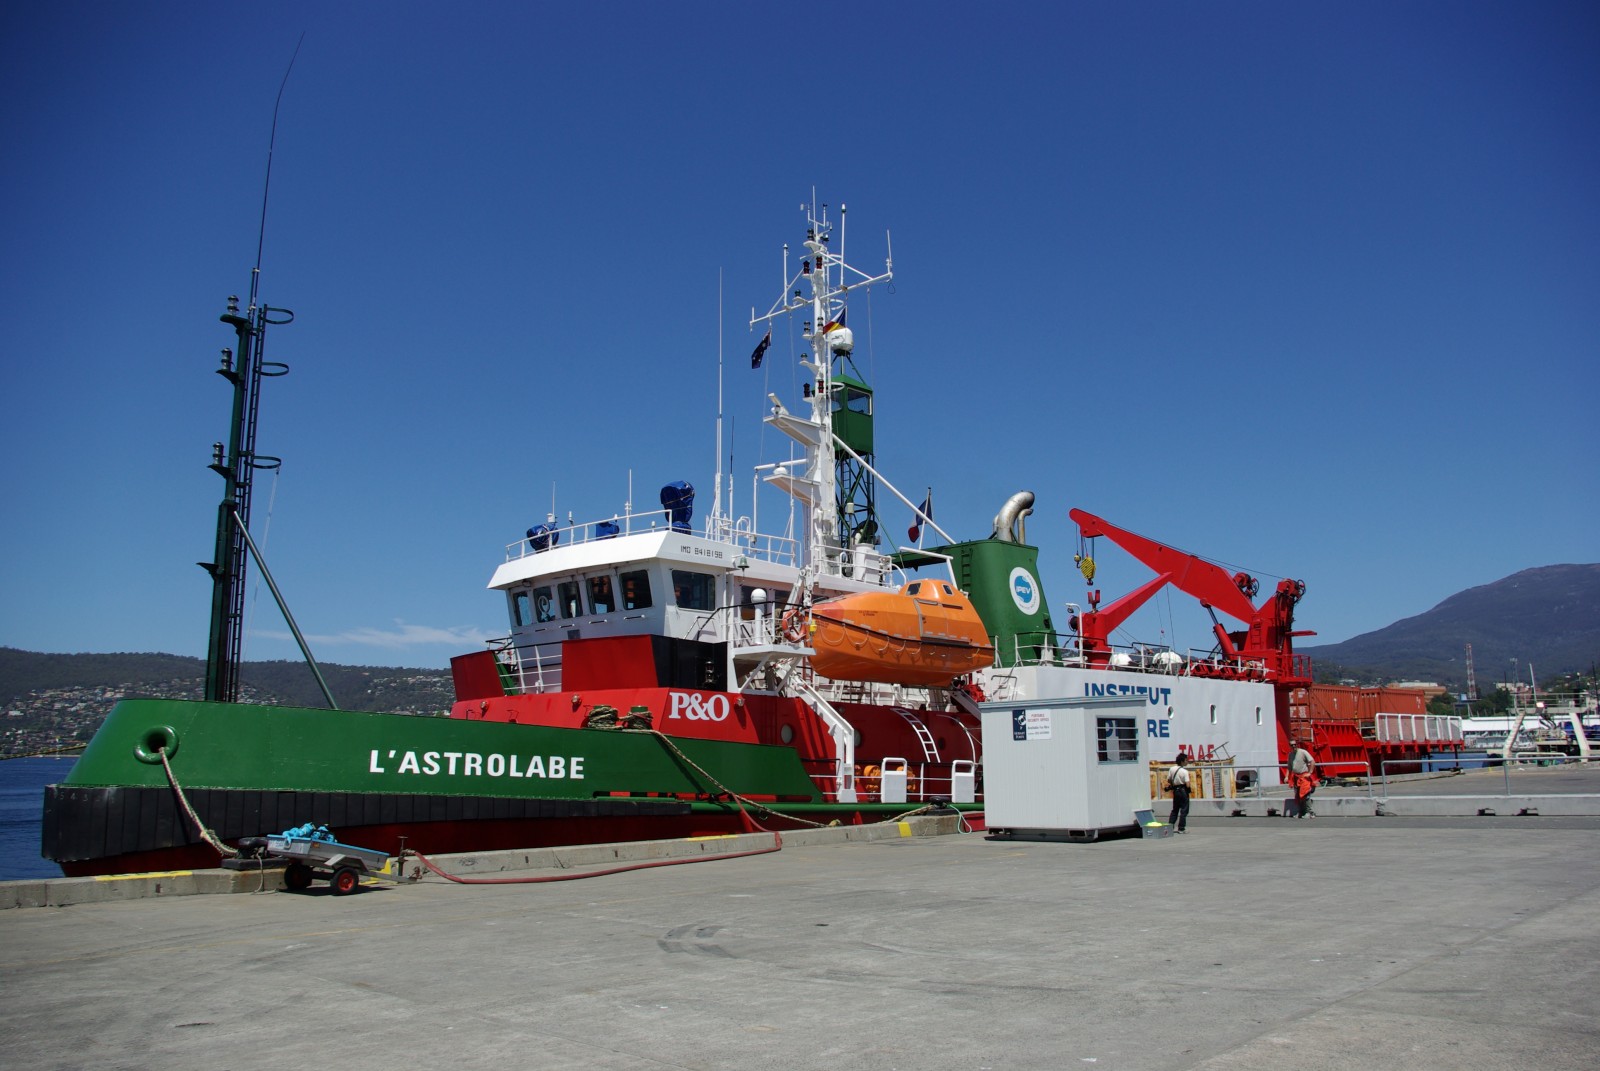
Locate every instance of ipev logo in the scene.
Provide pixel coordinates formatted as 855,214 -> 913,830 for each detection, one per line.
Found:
667,691 -> 731,722
1009,567 -> 1040,615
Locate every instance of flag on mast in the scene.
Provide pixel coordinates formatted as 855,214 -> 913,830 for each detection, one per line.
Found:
908,490 -> 932,543
750,329 -> 771,368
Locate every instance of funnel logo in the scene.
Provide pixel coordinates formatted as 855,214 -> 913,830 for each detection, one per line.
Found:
1009,567 -> 1040,615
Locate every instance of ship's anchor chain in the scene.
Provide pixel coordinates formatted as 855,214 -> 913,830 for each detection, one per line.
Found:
157,746 -> 239,859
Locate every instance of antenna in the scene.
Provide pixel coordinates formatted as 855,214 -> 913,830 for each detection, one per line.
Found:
249,32 -> 305,314
713,269 -> 724,527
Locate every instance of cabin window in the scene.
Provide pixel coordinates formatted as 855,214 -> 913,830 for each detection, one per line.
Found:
671,569 -> 716,610
906,581 -> 923,595
533,586 -> 557,623
558,579 -> 583,619
620,569 -> 652,610
511,590 -> 532,627
1255,706 -> 1263,726
833,383 -> 872,416
587,574 -> 616,614
1097,717 -> 1139,763
1209,704 -> 1218,725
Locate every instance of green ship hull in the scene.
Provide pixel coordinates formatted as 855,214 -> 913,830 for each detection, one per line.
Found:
42,698 -> 891,875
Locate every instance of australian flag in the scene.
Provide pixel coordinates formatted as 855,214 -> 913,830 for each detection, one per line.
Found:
908,491 -> 932,543
750,329 -> 771,368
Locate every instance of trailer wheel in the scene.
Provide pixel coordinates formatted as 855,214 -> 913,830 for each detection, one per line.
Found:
330,866 -> 361,895
284,863 -> 314,891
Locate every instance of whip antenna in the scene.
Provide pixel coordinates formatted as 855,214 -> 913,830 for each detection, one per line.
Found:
249,31 -> 305,312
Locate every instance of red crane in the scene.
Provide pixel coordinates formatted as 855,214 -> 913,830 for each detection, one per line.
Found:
1067,508 -> 1314,685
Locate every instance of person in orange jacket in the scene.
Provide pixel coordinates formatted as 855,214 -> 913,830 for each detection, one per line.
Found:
1288,744 -> 1318,819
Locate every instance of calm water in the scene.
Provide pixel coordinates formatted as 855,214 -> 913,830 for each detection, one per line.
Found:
0,756 -> 74,881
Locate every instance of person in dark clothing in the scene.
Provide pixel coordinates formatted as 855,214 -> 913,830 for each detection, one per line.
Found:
1166,753 -> 1192,833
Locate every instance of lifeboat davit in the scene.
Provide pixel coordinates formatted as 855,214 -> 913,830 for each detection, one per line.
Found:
803,579 -> 996,686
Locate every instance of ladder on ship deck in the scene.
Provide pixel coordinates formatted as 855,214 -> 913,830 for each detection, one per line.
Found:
892,708 -> 940,762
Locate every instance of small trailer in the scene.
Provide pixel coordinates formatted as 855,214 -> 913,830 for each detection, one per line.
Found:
263,831 -> 392,895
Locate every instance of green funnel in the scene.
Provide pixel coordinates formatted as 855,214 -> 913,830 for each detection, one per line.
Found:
931,538 -> 1058,668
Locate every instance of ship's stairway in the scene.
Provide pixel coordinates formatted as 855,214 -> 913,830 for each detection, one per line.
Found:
892,707 -> 940,762
778,665 -> 860,802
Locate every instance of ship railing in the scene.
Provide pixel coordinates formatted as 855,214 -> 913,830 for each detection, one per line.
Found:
813,759 -> 982,806
704,514 -> 801,569
1002,636 -> 1280,682
504,507 -> 801,567
495,636 -> 564,695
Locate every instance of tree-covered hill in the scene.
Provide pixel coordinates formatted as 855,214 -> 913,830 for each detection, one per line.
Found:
1300,563 -> 1600,690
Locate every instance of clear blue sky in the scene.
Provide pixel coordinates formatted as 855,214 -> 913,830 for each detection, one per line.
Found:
2,2 -> 1596,673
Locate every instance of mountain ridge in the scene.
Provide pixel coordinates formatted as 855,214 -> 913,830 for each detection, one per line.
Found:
1300,563 -> 1599,689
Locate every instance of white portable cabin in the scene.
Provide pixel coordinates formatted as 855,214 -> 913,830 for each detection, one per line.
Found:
978,693 -> 1152,841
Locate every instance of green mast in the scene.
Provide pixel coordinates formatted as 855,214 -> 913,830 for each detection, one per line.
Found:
202,298 -> 289,702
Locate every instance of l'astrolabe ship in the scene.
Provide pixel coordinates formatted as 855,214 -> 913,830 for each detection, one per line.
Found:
42,200 -> 1463,876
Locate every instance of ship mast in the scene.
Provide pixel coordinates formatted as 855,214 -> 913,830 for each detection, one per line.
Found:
204,297 -> 289,701
751,198 -> 892,583
200,38 -> 334,707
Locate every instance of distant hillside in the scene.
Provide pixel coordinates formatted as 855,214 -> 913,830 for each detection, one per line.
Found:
1301,564 -> 1600,690
0,648 -> 456,757
0,648 -> 452,712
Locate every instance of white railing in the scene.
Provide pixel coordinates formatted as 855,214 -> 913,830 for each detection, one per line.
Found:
847,759 -> 981,805
1003,633 -> 1283,681
505,506 -> 800,568
1372,712 -> 1464,745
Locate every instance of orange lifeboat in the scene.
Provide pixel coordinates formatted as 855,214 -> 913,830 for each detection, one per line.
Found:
804,579 -> 995,686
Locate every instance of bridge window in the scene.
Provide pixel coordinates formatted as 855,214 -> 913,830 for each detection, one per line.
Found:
833,383 -> 872,415
1097,718 -> 1139,763
620,569 -> 652,610
587,574 -> 616,614
532,586 -> 556,623
671,569 -> 716,610
558,579 -> 583,619
511,590 -> 531,627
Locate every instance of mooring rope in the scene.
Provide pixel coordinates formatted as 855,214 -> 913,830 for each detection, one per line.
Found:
158,746 -> 239,859
625,726 -> 954,831
0,743 -> 87,760
624,726 -> 833,829
406,831 -> 783,886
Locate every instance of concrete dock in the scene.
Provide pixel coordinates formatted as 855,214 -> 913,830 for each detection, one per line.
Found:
3,806 -> 1598,1071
